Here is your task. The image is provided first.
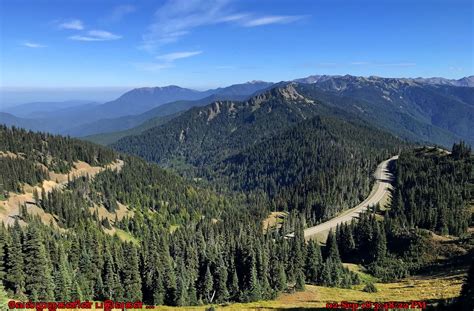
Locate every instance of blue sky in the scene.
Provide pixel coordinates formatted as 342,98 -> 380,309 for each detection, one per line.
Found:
0,0 -> 472,102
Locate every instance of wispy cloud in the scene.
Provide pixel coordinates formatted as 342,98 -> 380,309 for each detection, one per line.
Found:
69,30 -> 122,41
135,50 -> 203,72
142,0 -> 308,52
22,42 -> 47,48
142,0 -> 230,51
156,50 -> 202,62
105,5 -> 136,23
218,13 -> 249,22
243,15 -> 305,27
59,19 -> 84,30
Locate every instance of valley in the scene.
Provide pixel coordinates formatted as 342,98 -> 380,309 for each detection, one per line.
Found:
0,82 -> 472,310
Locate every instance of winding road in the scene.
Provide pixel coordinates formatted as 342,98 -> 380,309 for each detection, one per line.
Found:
299,155 -> 398,242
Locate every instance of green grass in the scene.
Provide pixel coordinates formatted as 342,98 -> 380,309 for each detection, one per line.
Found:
344,263 -> 379,284
114,228 -> 139,245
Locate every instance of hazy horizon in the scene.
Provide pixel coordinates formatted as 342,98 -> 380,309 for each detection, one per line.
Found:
1,72 -> 473,107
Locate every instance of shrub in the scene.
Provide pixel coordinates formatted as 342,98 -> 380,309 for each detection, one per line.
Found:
363,282 -> 378,293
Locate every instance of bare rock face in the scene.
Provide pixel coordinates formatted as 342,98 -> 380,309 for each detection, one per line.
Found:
207,101 -> 223,121
248,83 -> 314,110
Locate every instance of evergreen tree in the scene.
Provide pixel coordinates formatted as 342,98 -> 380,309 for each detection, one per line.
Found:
122,244 -> 142,301
5,222 -> 25,298
23,225 -> 54,300
228,269 -> 240,301
305,240 -> 322,283
53,244 -> 72,301
275,261 -> 287,292
215,259 -> 229,303
103,252 -> 122,300
203,265 -> 215,303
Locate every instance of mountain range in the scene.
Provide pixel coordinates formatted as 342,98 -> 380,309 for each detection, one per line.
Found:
1,75 -> 472,148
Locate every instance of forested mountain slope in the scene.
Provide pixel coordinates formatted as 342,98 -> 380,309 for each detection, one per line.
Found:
0,125 -> 362,305
296,76 -> 474,146
72,93 -> 247,139
388,143 -> 473,236
112,84 -> 405,223
113,84 -> 324,166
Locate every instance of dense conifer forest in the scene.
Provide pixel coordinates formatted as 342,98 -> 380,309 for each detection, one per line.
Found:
388,144 -> 473,236
0,126 -> 361,305
112,86 -> 406,224
0,127 -> 472,307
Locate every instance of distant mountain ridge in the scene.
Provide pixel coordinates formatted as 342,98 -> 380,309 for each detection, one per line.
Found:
294,74 -> 474,87
1,75 -> 472,146
0,80 -> 274,137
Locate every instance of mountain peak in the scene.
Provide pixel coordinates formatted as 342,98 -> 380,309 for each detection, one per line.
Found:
248,83 -> 314,108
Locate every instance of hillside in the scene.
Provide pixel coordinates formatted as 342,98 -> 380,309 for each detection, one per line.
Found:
0,128 -> 472,309
296,76 -> 474,146
0,81 -> 273,138
0,125 -> 366,305
71,94 -> 247,139
112,84 -> 404,223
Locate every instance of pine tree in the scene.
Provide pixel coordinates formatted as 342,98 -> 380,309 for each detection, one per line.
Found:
175,267 -> 188,306
228,269 -> 240,301
295,269 -> 305,291
246,259 -> 261,302
374,223 -> 387,262
305,240 -> 322,283
215,259 -> 229,303
203,265 -> 215,303
122,244 -> 142,301
275,261 -> 287,292
326,230 -> 341,264
70,279 -> 83,301
103,252 -> 122,300
53,244 -> 72,301
23,225 -> 55,300
5,222 -> 25,298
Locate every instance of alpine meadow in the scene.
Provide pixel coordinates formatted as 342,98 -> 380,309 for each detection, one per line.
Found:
0,0 -> 473,310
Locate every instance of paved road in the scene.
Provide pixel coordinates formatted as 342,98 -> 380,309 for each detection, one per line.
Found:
295,155 -> 398,241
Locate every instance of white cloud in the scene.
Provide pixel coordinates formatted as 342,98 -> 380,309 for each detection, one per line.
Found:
135,50 -> 202,72
22,42 -> 46,48
243,15 -> 305,27
59,19 -> 84,30
351,61 -> 370,65
142,0 -> 231,51
141,0 -> 307,52
69,30 -> 122,41
218,13 -> 249,22
156,50 -> 202,62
